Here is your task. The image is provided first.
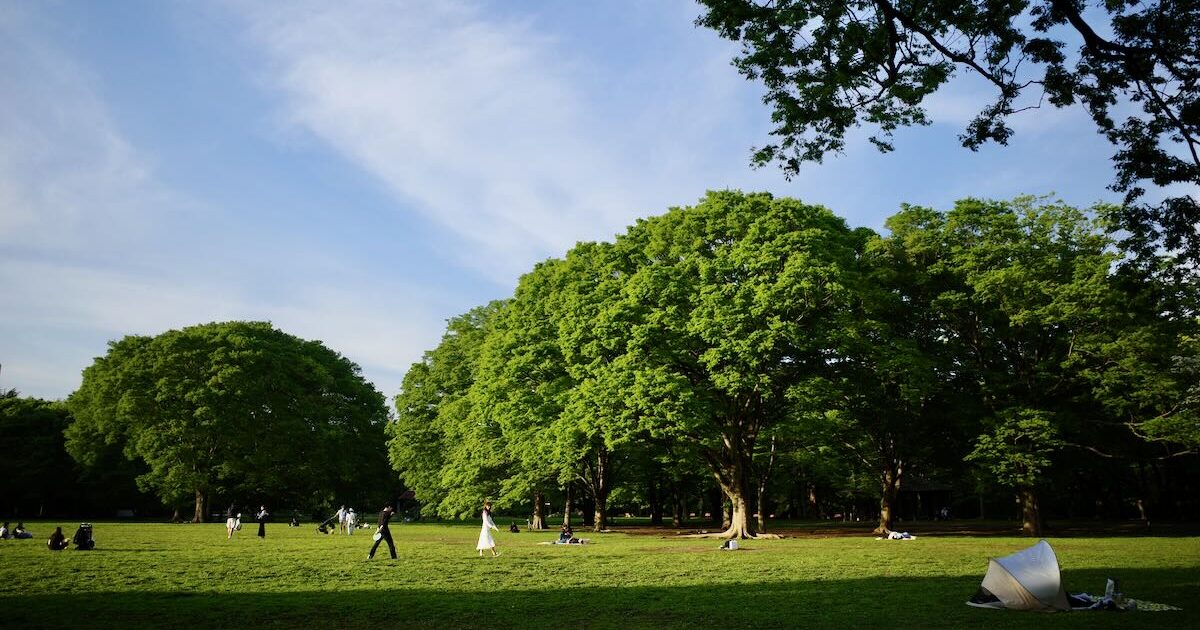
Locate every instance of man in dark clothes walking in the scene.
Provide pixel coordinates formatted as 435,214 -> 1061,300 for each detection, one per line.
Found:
368,505 -> 396,560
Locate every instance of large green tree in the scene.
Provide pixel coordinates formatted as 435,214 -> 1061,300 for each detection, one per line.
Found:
65,321 -> 390,522
608,191 -> 860,538
698,0 -> 1200,264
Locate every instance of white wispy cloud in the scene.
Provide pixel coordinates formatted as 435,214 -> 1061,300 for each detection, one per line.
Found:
226,0 -> 769,282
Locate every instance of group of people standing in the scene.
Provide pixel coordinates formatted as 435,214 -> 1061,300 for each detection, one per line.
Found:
335,505 -> 359,533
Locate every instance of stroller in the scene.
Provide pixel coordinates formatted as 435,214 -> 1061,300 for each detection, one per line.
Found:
72,523 -> 95,550
316,513 -> 339,534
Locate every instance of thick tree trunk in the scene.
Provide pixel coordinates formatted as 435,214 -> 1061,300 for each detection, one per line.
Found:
531,490 -> 546,530
711,454 -> 756,539
873,460 -> 903,534
192,489 -> 208,523
1018,486 -> 1043,537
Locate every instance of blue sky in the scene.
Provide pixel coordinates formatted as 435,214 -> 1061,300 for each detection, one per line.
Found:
1,0 -> 1125,401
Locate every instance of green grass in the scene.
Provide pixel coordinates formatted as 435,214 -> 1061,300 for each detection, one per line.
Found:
1,520 -> 1196,628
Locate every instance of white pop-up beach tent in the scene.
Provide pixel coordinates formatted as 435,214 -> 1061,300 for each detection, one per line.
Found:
966,540 -> 1070,611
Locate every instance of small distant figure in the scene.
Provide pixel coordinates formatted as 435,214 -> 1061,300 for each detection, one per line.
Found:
368,505 -> 396,560
346,508 -> 357,534
336,505 -> 348,535
0,522 -> 9,539
13,523 -> 32,539
558,524 -> 574,544
256,506 -> 269,538
509,522 -> 520,533
476,500 -> 500,557
47,527 -> 69,551
938,506 -> 951,521
72,523 -> 95,550
290,511 -> 301,527
226,509 -> 241,540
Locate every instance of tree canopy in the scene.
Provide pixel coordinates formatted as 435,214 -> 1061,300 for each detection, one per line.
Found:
697,0 -> 1200,264
65,321 -> 391,522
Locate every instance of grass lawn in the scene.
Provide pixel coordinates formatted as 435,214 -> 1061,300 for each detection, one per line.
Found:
0,519 -> 1196,629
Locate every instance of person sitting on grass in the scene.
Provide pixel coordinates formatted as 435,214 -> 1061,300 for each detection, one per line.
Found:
0,522 -> 10,539
47,527 -> 68,551
558,524 -> 575,544
509,522 -> 520,533
14,523 -> 32,539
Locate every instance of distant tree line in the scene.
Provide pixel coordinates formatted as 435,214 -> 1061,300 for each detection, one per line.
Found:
389,191 -> 1199,538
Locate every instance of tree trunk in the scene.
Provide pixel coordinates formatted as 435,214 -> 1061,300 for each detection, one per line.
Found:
756,434 -> 777,533
192,489 -> 208,523
873,460 -> 903,534
580,448 -> 611,532
531,490 -> 546,530
1018,486 -> 1043,537
711,454 -> 756,539
671,482 -> 685,527
648,476 -> 663,526
755,485 -> 767,533
562,485 -> 572,528
592,469 -> 610,532
581,498 -> 595,527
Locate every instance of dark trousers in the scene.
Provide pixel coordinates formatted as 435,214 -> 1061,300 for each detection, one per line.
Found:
258,521 -> 266,538
369,527 -> 395,559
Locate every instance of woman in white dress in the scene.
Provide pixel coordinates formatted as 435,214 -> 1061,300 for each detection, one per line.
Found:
476,500 -> 501,557
226,510 -> 241,540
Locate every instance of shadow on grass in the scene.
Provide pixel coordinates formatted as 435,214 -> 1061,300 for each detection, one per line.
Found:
1,568 -> 1192,629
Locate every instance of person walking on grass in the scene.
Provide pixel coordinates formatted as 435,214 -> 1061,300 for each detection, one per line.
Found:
368,505 -> 396,560
477,500 -> 500,557
256,506 -> 269,538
